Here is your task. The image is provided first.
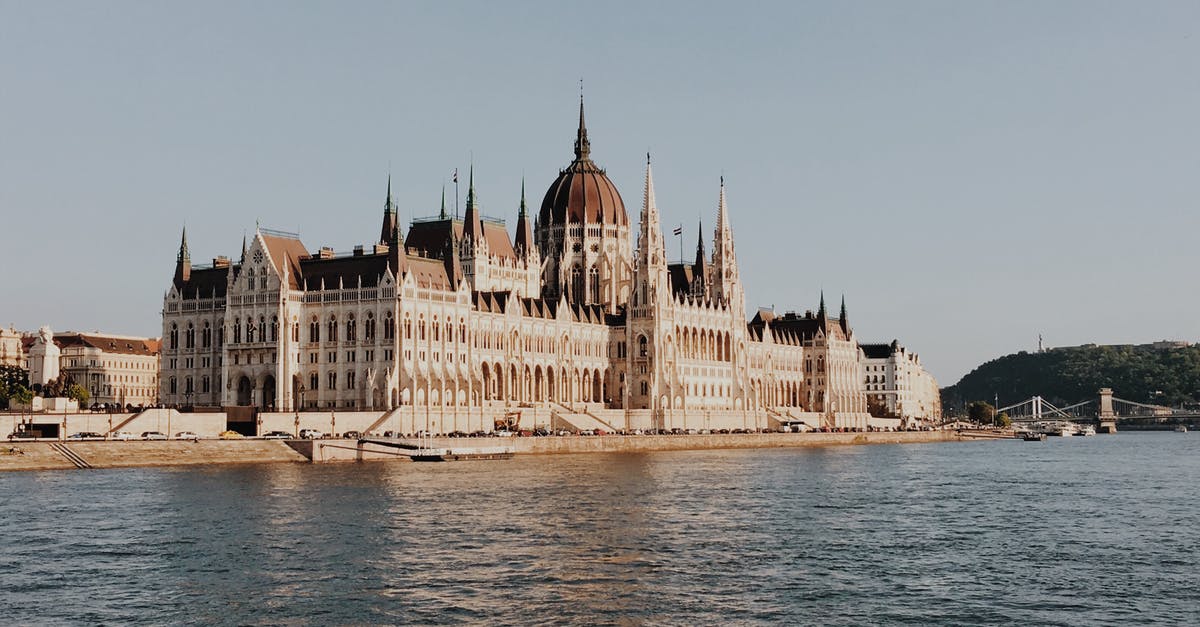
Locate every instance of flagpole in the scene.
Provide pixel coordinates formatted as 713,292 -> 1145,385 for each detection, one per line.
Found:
455,170 -> 459,219
678,224 -> 683,264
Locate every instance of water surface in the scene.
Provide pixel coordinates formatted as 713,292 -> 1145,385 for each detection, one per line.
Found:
1,433 -> 1197,625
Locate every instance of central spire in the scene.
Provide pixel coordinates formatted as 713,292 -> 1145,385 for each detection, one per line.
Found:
574,93 -> 591,161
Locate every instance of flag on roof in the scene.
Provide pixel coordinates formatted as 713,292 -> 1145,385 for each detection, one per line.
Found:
672,226 -> 682,236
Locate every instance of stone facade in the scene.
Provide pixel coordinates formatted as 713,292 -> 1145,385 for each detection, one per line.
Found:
0,326 -> 23,368
860,340 -> 942,424
159,100 -> 937,431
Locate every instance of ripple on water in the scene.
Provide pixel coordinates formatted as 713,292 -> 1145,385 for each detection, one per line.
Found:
1,434 -> 1199,625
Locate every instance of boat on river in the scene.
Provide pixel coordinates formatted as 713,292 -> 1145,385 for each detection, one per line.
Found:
1175,425 -> 1188,433
1076,425 -> 1096,436
1023,432 -> 1047,441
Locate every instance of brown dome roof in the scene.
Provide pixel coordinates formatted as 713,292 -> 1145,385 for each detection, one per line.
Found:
538,98 -> 628,227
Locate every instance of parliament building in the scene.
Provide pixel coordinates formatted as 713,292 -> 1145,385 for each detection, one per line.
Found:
161,100 -> 938,433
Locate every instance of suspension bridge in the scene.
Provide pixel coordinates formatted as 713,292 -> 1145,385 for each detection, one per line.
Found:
996,388 -> 1199,433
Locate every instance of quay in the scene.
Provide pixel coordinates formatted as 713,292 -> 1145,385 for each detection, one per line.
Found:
0,429 -> 966,472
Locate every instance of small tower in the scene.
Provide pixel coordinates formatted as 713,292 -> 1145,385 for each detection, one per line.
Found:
710,177 -> 744,316
379,174 -> 398,245
839,295 -> 850,336
462,165 -> 486,253
173,226 -> 191,288
693,220 -> 708,298
514,178 -> 535,260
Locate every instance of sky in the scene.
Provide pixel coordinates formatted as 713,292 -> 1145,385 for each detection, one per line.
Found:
1,1 -> 1197,385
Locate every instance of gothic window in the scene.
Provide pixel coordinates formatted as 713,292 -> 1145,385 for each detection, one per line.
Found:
347,371 -> 356,390
419,317 -> 426,341
169,324 -> 178,350
328,316 -> 338,342
233,320 -> 241,344
328,371 -> 337,390
433,320 -> 440,342
246,319 -> 256,343
258,317 -> 266,341
217,327 -> 224,346
270,316 -> 278,342
292,322 -> 299,342
346,315 -> 357,342
201,322 -> 211,348
459,319 -> 466,344
364,313 -> 375,341
570,265 -> 583,300
310,372 -> 319,392
310,317 -> 320,342
638,335 -> 648,358
185,376 -> 193,394
169,377 -> 177,394
260,276 -> 268,290
201,376 -> 210,393
385,313 -> 396,340
399,314 -> 407,340
588,265 -> 599,301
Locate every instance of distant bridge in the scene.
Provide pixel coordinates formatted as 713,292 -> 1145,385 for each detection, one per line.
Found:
996,388 -> 1198,433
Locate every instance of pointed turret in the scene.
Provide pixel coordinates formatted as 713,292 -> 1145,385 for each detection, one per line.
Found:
439,184 -> 447,220
574,94 -> 591,161
839,295 -> 850,335
387,215 -> 405,275
240,233 -> 247,264
514,178 -> 534,258
710,176 -> 742,307
379,174 -> 398,245
463,164 -> 485,250
693,219 -> 707,295
632,154 -> 669,309
173,226 -> 191,288
818,291 -> 827,321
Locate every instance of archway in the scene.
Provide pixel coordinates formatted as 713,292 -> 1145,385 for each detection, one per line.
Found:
236,376 -> 252,406
261,375 -> 276,411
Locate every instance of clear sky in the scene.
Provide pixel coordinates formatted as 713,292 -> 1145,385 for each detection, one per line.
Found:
2,1 -> 1197,385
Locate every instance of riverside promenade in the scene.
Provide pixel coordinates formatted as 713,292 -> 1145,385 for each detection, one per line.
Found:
0,430 -> 968,472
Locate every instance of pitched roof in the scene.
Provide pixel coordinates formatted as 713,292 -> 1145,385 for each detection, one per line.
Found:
177,266 -> 230,300
55,333 -> 160,356
260,234 -> 309,289
299,253 -> 390,290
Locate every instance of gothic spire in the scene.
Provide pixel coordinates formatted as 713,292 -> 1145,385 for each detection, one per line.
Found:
574,93 -> 591,160
839,295 -> 850,334
818,291 -> 827,319
463,163 -> 484,248
380,174 -> 398,245
440,184 -> 447,220
178,226 -> 190,263
173,226 -> 191,288
514,177 -> 534,258
240,233 -> 247,263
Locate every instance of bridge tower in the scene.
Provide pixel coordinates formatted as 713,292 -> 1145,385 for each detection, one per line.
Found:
1098,388 -> 1118,434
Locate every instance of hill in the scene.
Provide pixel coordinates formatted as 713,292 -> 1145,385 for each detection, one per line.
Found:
942,343 -> 1200,409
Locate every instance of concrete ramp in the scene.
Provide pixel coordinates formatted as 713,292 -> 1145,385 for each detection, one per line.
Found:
551,411 -> 615,433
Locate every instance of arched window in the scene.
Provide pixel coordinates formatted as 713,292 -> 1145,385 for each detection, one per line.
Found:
309,372 -> 319,392
258,317 -> 267,341
217,327 -> 224,347
246,267 -> 255,290
169,324 -> 178,350
232,320 -> 241,344
588,265 -> 599,301
328,371 -> 337,390
364,312 -> 375,341
346,314 -> 357,342
246,319 -> 256,343
270,316 -> 278,342
419,317 -> 426,341
571,265 -> 584,301
202,322 -> 211,348
638,335 -> 648,357
328,316 -> 338,342
385,312 -> 395,340
309,317 -> 320,343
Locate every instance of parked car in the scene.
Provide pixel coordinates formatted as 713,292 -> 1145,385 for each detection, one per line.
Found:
493,430 -> 515,437
298,428 -> 322,440
174,431 -> 199,440
110,431 -> 136,441
262,431 -> 292,439
343,430 -> 362,440
8,430 -> 39,440
218,430 -> 245,440
141,431 -> 168,440
67,432 -> 103,440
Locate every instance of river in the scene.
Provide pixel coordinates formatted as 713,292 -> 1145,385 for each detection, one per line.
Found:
1,432 -> 1196,625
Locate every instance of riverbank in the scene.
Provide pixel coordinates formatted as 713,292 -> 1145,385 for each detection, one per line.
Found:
1,430 -> 970,471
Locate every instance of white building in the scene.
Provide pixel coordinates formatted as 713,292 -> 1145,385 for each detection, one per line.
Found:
860,340 -> 942,424
160,99 -> 932,432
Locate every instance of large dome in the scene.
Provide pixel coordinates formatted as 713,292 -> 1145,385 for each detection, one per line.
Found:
538,99 -> 628,227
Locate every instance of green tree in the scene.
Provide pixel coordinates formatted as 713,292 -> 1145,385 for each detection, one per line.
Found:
0,365 -> 29,409
967,401 -> 995,424
67,383 -> 90,407
995,412 -> 1012,428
